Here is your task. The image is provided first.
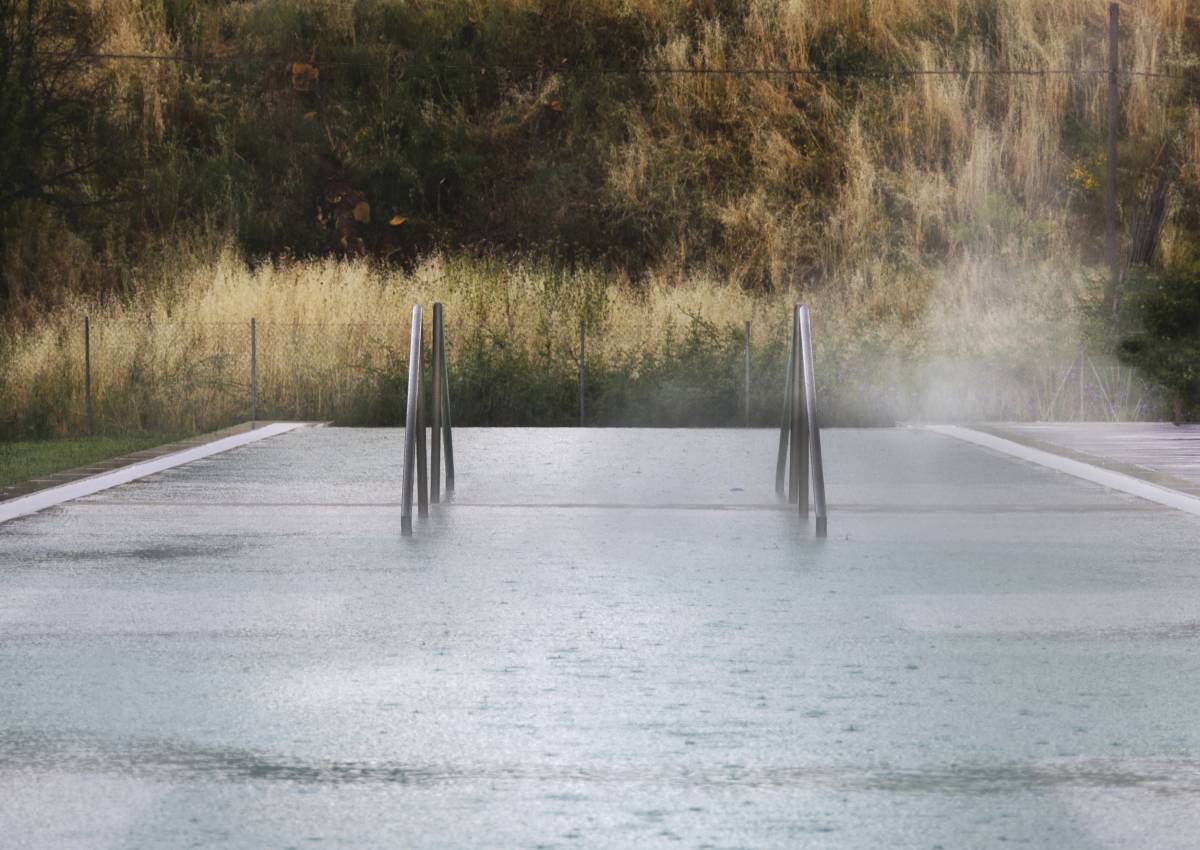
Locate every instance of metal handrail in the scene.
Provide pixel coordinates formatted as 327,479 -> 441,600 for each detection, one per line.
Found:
774,322 -> 793,497
433,303 -> 455,497
441,325 -> 455,495
401,304 -> 423,537
789,304 -> 808,512
800,306 -> 827,537
402,303 -> 456,536
415,321 -> 429,520
775,303 -> 828,537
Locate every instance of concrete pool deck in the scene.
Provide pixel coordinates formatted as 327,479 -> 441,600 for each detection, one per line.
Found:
1,427 -> 1199,849
982,421 -> 1200,498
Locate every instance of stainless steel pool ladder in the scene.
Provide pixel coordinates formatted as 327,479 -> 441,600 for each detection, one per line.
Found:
775,304 -> 828,537
402,303 -> 455,537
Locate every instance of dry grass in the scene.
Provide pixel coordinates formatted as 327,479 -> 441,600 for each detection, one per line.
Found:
3,0 -> 1190,430
0,249 -> 779,432
0,245 -> 1116,433
608,0 -> 1191,288
87,0 -> 180,142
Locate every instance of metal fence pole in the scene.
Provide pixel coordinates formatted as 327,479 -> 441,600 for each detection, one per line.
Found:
250,318 -> 257,428
1078,346 -> 1085,420
579,318 -> 586,427
83,316 -> 93,435
1103,2 -> 1120,310
775,320 -> 795,497
431,303 -> 444,504
744,320 -> 751,428
401,305 -> 422,537
800,306 -> 826,537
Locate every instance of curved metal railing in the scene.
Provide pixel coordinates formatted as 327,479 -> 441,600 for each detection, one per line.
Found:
401,303 -> 455,537
775,304 -> 828,537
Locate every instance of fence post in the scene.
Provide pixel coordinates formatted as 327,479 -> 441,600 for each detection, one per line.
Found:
431,303 -> 443,504
1104,2 -> 1120,310
84,316 -> 93,435
1078,345 -> 1085,420
250,318 -> 257,428
579,318 -> 586,427
744,320 -> 751,427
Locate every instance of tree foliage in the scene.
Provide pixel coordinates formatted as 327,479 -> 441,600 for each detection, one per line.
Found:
0,1 -> 128,304
0,0 -> 1197,318
1116,265 -> 1200,421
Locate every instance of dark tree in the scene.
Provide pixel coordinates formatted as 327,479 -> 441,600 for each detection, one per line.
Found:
1117,265 -> 1200,422
0,0 -> 118,304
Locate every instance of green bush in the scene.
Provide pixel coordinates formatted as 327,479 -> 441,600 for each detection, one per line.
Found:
1116,265 -> 1200,421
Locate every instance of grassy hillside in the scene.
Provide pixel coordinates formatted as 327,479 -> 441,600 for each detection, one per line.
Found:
1,0 -> 1197,432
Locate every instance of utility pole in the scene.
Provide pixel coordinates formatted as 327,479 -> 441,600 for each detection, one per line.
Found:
1104,2 -> 1120,311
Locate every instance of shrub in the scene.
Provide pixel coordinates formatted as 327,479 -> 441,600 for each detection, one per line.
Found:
1116,265 -> 1200,421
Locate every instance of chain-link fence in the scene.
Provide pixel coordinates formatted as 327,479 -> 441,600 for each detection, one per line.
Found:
0,313 -> 1166,439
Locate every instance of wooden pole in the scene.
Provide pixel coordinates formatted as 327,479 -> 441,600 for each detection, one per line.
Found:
1104,2 -> 1120,310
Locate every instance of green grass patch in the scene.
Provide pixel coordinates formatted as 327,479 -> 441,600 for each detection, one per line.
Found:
0,433 -> 192,490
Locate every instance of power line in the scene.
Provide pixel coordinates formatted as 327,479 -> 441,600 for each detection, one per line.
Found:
31,50 -> 1193,81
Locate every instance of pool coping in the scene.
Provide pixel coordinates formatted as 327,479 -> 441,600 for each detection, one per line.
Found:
3,423 -> 249,503
969,422 -> 1200,499
0,422 -> 314,524
923,424 -> 1200,517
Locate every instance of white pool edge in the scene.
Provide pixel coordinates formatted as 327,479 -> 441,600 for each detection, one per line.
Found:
0,422 -> 308,524
923,424 -> 1200,517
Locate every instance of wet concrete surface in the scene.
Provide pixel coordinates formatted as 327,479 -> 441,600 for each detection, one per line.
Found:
986,422 -> 1200,498
1,427 -> 1199,849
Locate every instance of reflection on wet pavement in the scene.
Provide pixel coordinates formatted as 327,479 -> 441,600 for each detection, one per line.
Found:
2,427 -> 1199,849
5,729 -> 1200,794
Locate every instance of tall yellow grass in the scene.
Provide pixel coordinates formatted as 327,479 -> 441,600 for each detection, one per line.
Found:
87,0 -> 179,142
3,0 -> 1186,430
83,0 -> 1190,289
609,0 -> 1190,287
0,246 -> 1102,433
